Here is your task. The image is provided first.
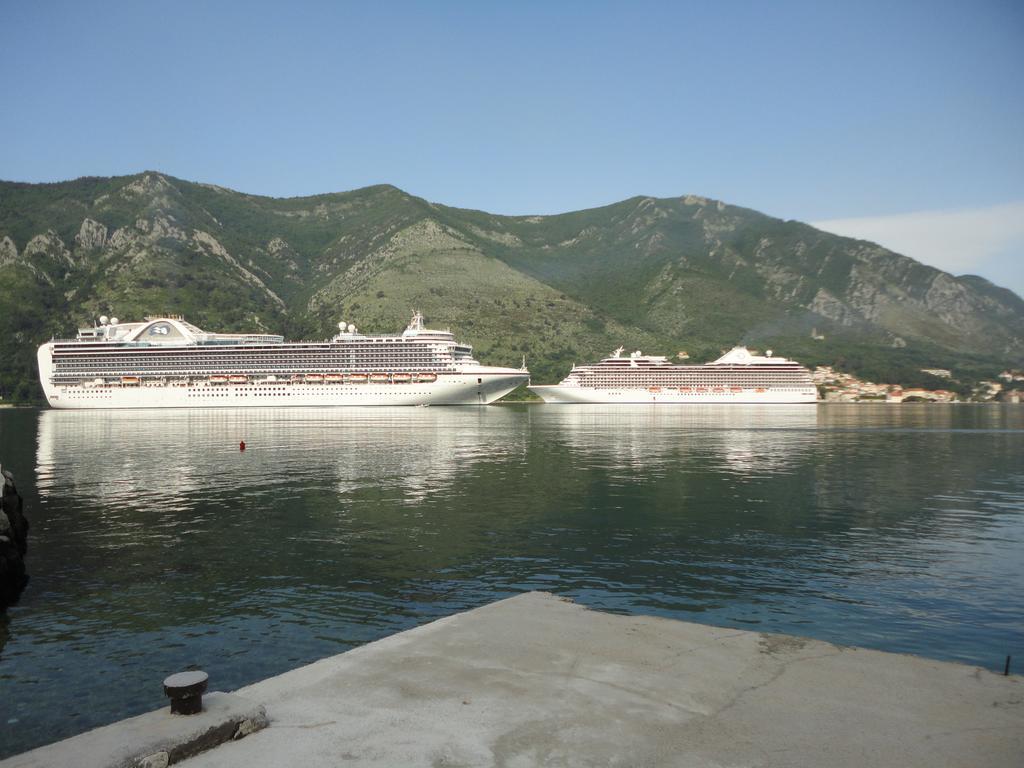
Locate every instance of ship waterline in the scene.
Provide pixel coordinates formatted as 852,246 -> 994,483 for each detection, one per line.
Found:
529,346 -> 817,404
37,312 -> 529,409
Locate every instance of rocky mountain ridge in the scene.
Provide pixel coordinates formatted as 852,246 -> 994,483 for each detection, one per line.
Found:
0,172 -> 1021,400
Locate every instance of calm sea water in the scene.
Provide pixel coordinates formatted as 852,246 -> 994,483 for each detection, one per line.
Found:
1,404 -> 1022,756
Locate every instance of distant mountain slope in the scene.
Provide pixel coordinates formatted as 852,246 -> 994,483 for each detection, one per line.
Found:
1,172 -> 1021,401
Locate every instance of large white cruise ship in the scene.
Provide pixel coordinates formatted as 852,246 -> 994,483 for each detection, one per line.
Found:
529,346 -> 817,404
37,312 -> 529,409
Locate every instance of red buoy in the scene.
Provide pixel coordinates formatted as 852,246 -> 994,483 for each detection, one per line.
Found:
239,440 -> 246,451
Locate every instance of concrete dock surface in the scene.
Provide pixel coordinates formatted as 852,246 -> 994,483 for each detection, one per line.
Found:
175,592 -> 1021,768
1,692 -> 267,768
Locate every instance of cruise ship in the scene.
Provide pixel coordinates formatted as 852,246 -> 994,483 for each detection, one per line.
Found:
529,346 -> 817,404
37,313 -> 529,409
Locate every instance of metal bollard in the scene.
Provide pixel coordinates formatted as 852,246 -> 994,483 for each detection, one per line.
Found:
163,670 -> 209,715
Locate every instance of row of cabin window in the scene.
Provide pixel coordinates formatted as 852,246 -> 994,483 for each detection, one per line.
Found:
55,353 -> 446,365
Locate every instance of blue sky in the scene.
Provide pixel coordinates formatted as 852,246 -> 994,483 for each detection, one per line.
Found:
2,1 -> 1022,293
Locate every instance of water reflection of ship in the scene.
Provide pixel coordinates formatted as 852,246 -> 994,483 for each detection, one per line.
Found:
532,404 -> 819,475
35,407 -> 528,509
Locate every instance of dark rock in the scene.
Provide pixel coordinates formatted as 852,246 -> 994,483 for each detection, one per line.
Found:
0,465 -> 30,610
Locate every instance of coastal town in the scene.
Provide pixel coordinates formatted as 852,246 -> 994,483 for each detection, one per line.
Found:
812,365 -> 1024,403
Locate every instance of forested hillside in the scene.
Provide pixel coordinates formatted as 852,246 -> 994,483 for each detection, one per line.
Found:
2,172 -> 1021,401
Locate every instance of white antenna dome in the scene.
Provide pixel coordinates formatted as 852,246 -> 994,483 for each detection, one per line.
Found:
110,317 -> 119,325
338,321 -> 346,331
99,315 -> 109,325
348,323 -> 356,332
766,349 -> 773,357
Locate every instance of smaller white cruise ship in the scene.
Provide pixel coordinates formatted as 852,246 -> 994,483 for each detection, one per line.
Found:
37,312 -> 529,409
529,346 -> 817,404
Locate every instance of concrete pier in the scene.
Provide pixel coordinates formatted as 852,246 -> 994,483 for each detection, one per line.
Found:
2,692 -> 267,768
5,592 -> 1021,767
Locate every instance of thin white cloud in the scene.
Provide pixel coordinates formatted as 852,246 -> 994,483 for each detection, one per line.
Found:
811,202 -> 1024,289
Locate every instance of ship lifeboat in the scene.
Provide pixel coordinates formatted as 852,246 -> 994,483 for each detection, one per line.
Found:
679,387 -> 692,393
229,375 -> 249,385
346,373 -> 368,384
369,373 -> 389,384
712,387 -> 725,393
648,386 -> 661,393
305,373 -> 324,384
730,387 -> 743,393
209,375 -> 228,385
121,376 -> 141,386
290,374 -> 305,384
324,373 -> 343,384
695,386 -> 708,392
415,372 -> 438,383
755,387 -> 766,393
392,372 -> 412,384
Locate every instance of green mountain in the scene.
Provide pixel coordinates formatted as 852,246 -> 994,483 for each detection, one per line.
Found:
1,172 -> 1022,401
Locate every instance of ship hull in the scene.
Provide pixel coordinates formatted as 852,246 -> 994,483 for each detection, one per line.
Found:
41,375 -> 527,409
529,385 -> 817,404
38,345 -> 527,409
